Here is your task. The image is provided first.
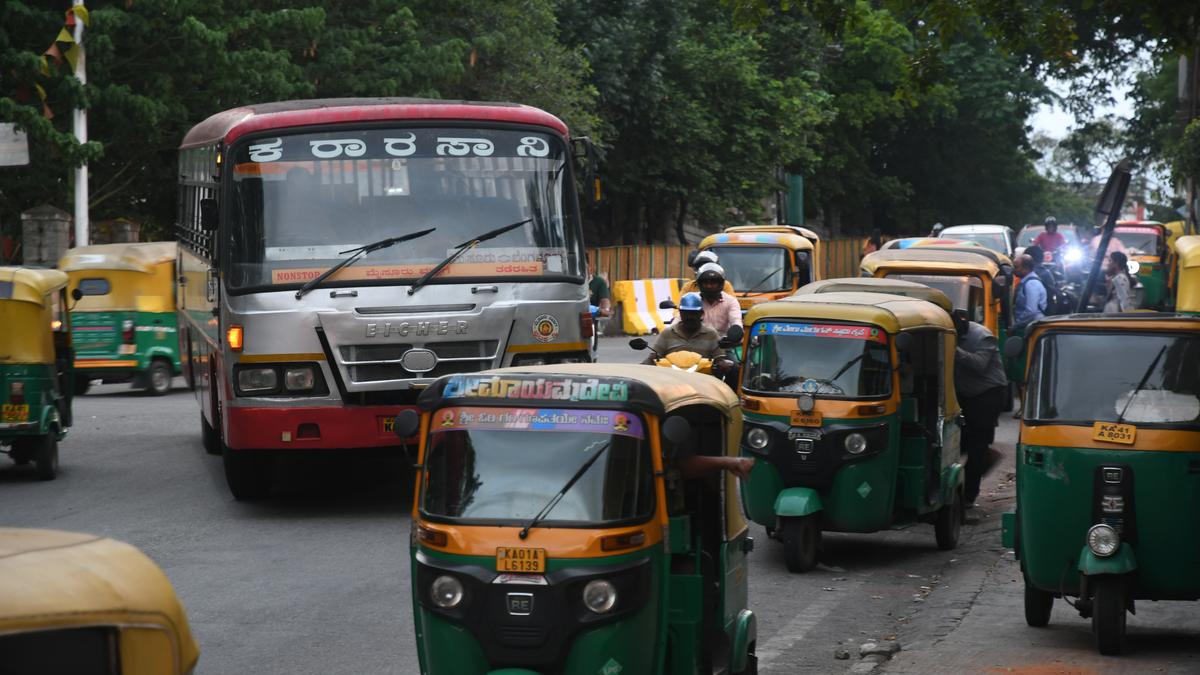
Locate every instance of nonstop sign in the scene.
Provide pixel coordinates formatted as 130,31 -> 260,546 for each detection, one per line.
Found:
442,375 -> 630,403
755,321 -> 886,343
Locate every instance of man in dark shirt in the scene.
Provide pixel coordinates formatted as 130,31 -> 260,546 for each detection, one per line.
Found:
954,320 -> 1008,506
588,271 -> 611,317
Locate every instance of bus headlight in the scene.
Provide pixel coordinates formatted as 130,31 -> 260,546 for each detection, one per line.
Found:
430,575 -> 464,609
583,579 -> 617,614
237,367 -> 278,394
1087,524 -> 1119,557
284,366 -> 315,391
844,432 -> 868,455
746,427 -> 770,451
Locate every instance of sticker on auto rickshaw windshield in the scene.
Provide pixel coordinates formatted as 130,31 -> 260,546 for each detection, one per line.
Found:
430,406 -> 644,438
496,546 -> 547,573
790,411 -> 823,427
1,403 -> 29,422
755,322 -> 886,343
1093,421 -> 1136,445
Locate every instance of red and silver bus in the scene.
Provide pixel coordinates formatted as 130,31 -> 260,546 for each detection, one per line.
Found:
175,99 -> 594,499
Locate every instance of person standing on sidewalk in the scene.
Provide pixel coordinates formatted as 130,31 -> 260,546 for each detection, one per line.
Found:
954,319 -> 1008,507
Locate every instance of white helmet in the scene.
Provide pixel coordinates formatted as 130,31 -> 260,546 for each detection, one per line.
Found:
697,262 -> 726,280
691,250 -> 719,270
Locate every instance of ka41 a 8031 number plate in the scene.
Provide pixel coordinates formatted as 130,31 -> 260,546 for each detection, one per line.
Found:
497,547 -> 546,573
1093,421 -> 1136,445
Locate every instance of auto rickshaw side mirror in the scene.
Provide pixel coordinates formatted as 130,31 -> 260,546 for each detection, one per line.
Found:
71,288 -> 83,302
1003,335 -> 1025,359
719,324 -> 744,349
893,332 -> 914,354
659,299 -> 677,310
629,337 -> 649,350
392,409 -> 421,439
199,198 -> 219,231
661,415 -> 694,448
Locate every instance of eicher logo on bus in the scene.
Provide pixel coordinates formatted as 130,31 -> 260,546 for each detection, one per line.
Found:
366,320 -> 469,338
443,376 -> 629,403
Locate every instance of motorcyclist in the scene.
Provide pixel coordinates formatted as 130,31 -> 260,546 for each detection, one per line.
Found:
643,293 -> 734,374
1032,217 -> 1066,255
681,251 -> 735,296
693,263 -> 742,335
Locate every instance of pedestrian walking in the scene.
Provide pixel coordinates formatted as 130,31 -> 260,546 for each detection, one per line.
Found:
1012,254 -> 1046,331
953,319 -> 1007,506
1104,251 -> 1135,312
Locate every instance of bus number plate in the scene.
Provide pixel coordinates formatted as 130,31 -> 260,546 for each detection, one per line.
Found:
1093,422 -> 1136,445
790,411 -> 822,427
497,547 -> 546,573
1,404 -> 28,423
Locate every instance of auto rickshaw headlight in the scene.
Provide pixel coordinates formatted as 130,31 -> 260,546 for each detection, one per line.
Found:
844,432 -> 868,455
746,427 -> 770,451
430,575 -> 464,609
1087,524 -> 1119,557
583,579 -> 617,614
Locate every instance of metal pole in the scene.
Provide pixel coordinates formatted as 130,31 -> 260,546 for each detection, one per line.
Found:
1077,160 -> 1131,313
72,0 -> 88,247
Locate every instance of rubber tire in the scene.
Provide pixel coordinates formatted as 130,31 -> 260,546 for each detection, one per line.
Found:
935,488 -> 963,551
737,652 -> 758,675
145,359 -> 172,396
1092,576 -> 1127,656
781,515 -> 820,573
1024,580 -> 1054,627
223,450 -> 274,501
73,376 -> 92,396
201,413 -> 223,456
34,434 -> 59,481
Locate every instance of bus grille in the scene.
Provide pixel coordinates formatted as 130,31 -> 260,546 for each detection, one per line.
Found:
339,341 -> 499,383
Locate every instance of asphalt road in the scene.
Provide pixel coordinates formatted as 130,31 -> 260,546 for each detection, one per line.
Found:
3,337 -> 1195,674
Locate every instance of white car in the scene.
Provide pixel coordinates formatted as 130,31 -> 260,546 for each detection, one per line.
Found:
937,224 -> 1016,257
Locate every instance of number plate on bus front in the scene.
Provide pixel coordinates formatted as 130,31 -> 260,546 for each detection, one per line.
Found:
1,404 -> 29,423
496,547 -> 546,573
1093,422 -> 1136,445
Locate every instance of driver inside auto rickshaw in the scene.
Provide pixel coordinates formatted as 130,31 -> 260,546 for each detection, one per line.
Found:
642,293 -> 736,374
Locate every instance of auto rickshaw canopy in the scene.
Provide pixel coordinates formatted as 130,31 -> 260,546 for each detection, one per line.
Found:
0,528 -> 200,675
417,363 -> 747,540
861,248 -> 1004,279
700,230 -> 815,253
0,267 -> 68,365
746,291 -> 956,334
60,242 -> 177,313
796,278 -> 954,313
724,224 -> 820,243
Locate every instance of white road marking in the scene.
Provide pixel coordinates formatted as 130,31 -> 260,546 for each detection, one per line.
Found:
756,578 -> 866,669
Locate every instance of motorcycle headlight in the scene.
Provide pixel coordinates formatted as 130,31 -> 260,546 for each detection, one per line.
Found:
746,427 -> 770,450
844,432 -> 868,455
284,366 -> 315,391
582,579 -> 617,614
1064,247 -> 1083,264
237,367 -> 278,394
430,575 -> 464,609
1086,524 -> 1119,557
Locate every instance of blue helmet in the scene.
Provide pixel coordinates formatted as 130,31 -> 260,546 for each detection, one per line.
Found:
679,292 -> 703,312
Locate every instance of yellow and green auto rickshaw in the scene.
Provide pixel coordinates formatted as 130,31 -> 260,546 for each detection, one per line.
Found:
794,277 -> 954,313
0,267 -> 78,480
60,242 -> 180,396
393,364 -> 757,675
1001,314 -> 1200,655
738,292 -> 965,572
1172,234 -> 1200,313
0,527 -> 200,674
1112,221 -> 1171,309
698,228 -> 817,311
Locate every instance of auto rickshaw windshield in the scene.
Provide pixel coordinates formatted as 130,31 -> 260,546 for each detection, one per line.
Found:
420,406 -> 655,525
742,322 -> 891,397
1112,227 -> 1161,257
706,246 -> 791,293
887,274 -> 984,322
1027,332 -> 1200,426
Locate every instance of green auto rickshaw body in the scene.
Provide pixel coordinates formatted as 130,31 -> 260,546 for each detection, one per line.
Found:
59,242 -> 180,393
1007,313 -> 1200,653
738,292 -> 965,568
0,267 -> 73,443
1113,221 -> 1170,309
409,364 -> 756,675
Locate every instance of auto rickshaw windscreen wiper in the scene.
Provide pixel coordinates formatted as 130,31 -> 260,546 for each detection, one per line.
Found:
518,440 -> 611,540
1115,344 -> 1167,425
294,227 -> 436,299
741,268 -> 782,296
407,218 -> 532,296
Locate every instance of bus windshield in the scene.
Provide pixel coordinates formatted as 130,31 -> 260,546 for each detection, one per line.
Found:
707,246 -> 794,293
1027,332 -> 1200,427
420,407 -> 655,526
742,322 -> 892,398
225,127 -> 584,290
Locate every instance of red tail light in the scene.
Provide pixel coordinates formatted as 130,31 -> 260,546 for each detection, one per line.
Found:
9,381 -> 24,404
122,318 -> 135,343
580,311 -> 594,339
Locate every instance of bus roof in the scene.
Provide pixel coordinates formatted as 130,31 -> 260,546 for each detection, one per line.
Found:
181,98 -> 570,148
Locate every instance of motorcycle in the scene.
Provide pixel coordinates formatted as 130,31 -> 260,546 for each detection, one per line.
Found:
629,324 -> 744,387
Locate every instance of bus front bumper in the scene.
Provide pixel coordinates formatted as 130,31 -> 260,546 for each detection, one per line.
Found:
224,404 -> 414,450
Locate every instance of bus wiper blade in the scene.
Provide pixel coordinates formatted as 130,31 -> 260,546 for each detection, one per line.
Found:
294,227 -> 436,299
407,218 -> 531,296
1115,344 -> 1167,425
518,440 -> 610,540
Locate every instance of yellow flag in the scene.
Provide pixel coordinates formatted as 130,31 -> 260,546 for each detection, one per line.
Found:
64,43 -> 82,71
56,27 -> 74,45
70,5 -> 91,27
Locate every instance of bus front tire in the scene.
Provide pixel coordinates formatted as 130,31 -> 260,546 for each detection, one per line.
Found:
223,450 -> 274,501
781,515 -> 820,573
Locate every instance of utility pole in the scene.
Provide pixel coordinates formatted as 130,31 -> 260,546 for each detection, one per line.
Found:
71,0 -> 88,247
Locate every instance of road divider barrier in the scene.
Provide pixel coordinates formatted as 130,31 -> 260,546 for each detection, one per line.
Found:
610,278 -> 686,335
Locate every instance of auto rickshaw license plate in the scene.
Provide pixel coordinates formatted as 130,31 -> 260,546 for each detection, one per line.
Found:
790,411 -> 823,427
1093,421 -> 1136,445
496,547 -> 546,573
1,404 -> 29,423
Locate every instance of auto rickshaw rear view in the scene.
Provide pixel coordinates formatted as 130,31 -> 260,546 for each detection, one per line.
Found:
738,292 -> 965,572
0,267 -> 77,480
395,364 -> 757,674
1002,314 -> 1200,656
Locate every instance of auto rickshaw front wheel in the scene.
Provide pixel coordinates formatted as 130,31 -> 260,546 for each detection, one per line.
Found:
1091,576 -> 1127,655
781,515 -> 820,573
934,488 -> 963,550
1023,579 -> 1053,627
